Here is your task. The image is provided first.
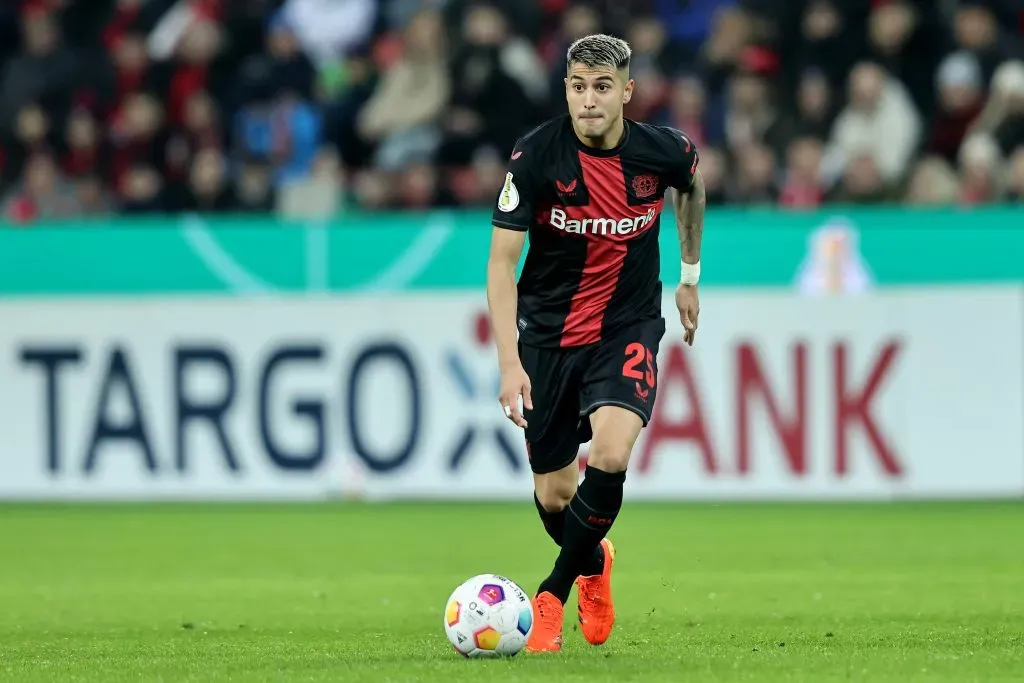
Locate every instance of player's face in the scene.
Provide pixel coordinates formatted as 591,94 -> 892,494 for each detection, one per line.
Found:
565,63 -> 633,143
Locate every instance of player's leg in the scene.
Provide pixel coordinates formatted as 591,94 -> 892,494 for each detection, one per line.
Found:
534,318 -> 665,646
520,342 -> 581,544
520,359 -> 610,652
527,434 -> 610,656
534,407 -> 640,604
525,456 -> 578,654
570,406 -> 640,644
521,340 -> 600,562
533,462 -> 576,544
519,343 -> 583,653
533,461 -> 607,567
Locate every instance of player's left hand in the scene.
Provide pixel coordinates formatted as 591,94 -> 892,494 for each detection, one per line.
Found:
675,283 -> 699,346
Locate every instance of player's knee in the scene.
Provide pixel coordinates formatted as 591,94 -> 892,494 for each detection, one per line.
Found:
586,407 -> 643,473
536,487 -> 573,512
533,459 -> 579,511
534,477 -> 576,512
587,430 -> 634,473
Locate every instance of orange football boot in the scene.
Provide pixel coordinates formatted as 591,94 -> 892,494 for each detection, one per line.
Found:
525,591 -> 563,653
575,537 -> 616,645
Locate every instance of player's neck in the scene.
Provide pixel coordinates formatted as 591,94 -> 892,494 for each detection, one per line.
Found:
573,117 -> 626,151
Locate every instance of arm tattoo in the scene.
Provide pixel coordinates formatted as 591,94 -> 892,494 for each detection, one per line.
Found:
676,171 -> 705,265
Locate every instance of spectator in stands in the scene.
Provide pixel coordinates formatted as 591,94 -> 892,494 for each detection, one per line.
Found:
786,0 -> 863,93
179,146 -> 235,211
788,67 -> 835,143
384,0 -> 447,31
445,143 -> 509,207
104,30 -> 155,120
971,60 -> 1024,155
436,4 -> 544,165
235,155 -> 276,213
99,0 -> 145,52
953,1 -> 1024,83
163,89 -> 220,189
653,0 -> 734,69
837,153 -> 890,203
4,103 -> 50,188
904,156 -> 962,205
148,5 -> 230,127
699,4 -> 757,95
74,174 -> 115,216
235,11 -> 316,106
0,8 -> 78,131
1,0 -> 1021,216
236,84 -> 322,186
722,65 -> 787,155
352,166 -> 391,209
276,145 -> 343,217
544,3 -> 602,111
1006,146 -> 1024,200
443,0 -> 544,49
61,106 -> 107,181
695,146 -> 727,204
397,160 -> 455,209
465,145 -> 506,205
109,91 -> 168,192
728,140 -> 776,204
864,0 -> 947,116
925,51 -> 986,164
779,136 -> 825,209
621,16 -> 670,124
356,10 -> 449,172
658,73 -> 724,149
279,0 -> 376,67
823,62 -> 922,189
3,151 -> 80,222
958,132 -> 1004,204
118,163 -> 165,213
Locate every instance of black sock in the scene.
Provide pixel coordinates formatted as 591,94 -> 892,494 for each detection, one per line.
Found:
534,494 -> 565,545
537,465 -> 624,603
535,493 -> 606,576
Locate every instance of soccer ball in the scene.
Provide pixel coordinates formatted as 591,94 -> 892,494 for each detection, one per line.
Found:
443,574 -> 533,658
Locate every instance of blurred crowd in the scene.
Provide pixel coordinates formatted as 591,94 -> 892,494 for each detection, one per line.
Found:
1,0 -> 1023,222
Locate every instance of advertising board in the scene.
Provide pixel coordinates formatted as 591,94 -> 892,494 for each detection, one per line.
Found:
2,288 -> 1020,501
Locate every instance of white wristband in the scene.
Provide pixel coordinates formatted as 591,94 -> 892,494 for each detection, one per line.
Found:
681,260 -> 700,286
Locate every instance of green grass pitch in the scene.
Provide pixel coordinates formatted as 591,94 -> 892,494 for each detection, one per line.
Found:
1,501 -> 1022,682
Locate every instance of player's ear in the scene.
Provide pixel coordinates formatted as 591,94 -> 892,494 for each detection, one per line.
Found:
623,79 -> 635,104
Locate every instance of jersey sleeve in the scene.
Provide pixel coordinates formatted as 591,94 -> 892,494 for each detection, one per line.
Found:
491,138 -> 540,231
664,127 -> 700,192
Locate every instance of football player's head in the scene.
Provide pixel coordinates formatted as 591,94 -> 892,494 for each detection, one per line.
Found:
565,34 -> 633,145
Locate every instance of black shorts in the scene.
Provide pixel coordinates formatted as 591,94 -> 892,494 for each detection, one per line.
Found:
519,317 -> 666,474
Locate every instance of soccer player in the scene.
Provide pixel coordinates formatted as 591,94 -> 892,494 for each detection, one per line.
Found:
485,33 -> 706,653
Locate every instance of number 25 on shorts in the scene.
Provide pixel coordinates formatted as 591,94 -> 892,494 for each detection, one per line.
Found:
621,342 -> 656,389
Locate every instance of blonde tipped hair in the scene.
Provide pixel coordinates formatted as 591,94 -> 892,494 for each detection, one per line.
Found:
567,34 -> 631,73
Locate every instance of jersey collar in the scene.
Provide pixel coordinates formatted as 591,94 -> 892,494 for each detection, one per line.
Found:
569,116 -> 630,158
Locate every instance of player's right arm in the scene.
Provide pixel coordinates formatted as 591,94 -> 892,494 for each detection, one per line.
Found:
487,142 -> 539,428
487,228 -> 533,428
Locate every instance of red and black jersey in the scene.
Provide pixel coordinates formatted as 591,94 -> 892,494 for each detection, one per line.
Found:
492,115 -> 699,348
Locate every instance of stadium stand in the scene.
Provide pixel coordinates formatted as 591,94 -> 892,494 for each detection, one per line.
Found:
0,0 -> 1022,221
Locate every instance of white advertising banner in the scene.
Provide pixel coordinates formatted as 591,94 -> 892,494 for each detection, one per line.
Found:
0,287 -> 1021,501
